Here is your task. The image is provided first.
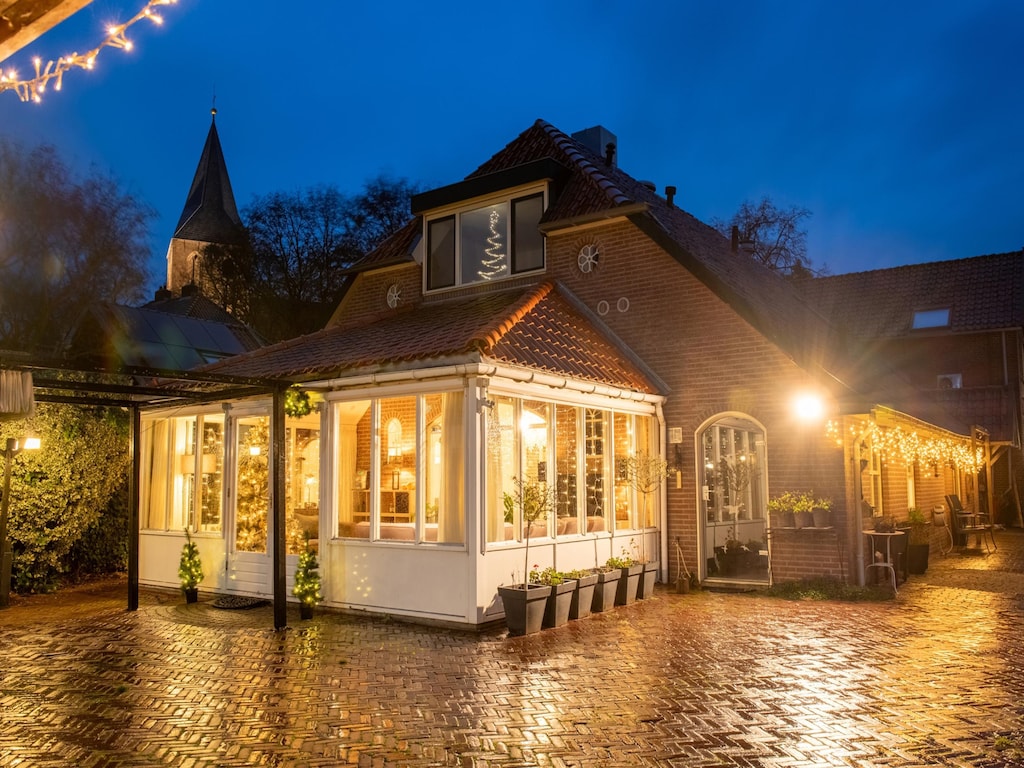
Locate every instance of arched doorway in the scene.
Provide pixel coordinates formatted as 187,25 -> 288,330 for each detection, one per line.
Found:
697,415 -> 769,583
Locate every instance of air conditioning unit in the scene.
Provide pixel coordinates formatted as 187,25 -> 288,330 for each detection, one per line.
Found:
937,373 -> 962,389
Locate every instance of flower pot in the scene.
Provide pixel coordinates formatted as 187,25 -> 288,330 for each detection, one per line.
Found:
638,560 -> 659,599
498,584 -> 549,636
771,511 -> 794,529
794,510 -> 814,529
615,564 -> 643,606
812,507 -> 831,528
907,543 -> 930,575
542,579 -> 576,629
591,568 -> 621,613
569,572 -> 600,619
299,602 -> 313,620
183,587 -> 198,604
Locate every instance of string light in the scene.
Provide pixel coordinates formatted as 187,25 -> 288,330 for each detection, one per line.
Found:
826,416 -> 984,474
0,0 -> 177,103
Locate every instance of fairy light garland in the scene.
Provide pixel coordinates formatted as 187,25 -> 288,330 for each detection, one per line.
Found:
1,0 -> 178,103
827,418 -> 983,473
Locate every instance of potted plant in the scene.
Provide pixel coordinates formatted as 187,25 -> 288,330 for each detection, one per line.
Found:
812,497 -> 833,528
497,477 -> 555,636
905,507 -> 930,574
292,537 -> 322,619
608,547 -> 642,606
623,450 -> 668,598
717,456 -> 758,521
565,567 -> 600,619
589,563 -> 621,613
531,566 -> 577,629
178,528 -> 202,603
768,490 -> 824,529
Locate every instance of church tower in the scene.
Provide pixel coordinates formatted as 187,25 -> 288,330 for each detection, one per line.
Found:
165,108 -> 245,295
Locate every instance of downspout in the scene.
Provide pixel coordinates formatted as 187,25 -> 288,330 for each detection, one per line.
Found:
657,402 -> 668,583
853,434 -> 866,586
128,406 -> 140,611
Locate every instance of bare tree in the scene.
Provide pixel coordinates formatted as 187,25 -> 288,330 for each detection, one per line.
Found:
202,174 -> 418,341
713,196 -> 821,278
0,140 -> 152,352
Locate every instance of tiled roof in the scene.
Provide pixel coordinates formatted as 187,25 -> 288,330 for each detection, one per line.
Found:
798,251 -> 1024,338
348,120 -> 834,377
173,115 -> 245,245
202,283 -> 660,394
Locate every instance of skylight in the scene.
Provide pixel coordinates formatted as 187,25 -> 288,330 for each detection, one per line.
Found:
912,308 -> 950,329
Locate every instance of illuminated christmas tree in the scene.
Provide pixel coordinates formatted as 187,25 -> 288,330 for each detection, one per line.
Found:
236,418 -> 269,552
478,209 -> 507,280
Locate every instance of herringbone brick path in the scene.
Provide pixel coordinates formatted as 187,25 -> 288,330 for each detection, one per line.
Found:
2,532 -> 1024,767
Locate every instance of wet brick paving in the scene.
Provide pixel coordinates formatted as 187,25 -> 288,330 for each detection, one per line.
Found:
2,532 -> 1024,767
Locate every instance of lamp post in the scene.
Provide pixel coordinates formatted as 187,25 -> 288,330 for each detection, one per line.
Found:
1,436 -> 40,607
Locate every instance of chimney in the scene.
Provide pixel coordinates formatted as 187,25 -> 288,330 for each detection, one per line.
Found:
665,185 -> 677,207
181,282 -> 200,297
153,286 -> 172,301
570,125 -> 618,168
731,226 -> 740,252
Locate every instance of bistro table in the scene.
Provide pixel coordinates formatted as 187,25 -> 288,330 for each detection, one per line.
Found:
863,529 -> 906,594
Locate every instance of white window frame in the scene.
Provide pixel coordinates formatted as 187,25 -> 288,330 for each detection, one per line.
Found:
423,184 -> 546,293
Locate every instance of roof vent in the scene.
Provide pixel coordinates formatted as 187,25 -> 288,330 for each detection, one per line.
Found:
571,125 -> 618,168
181,283 -> 200,297
665,185 -> 676,207
153,286 -> 172,301
640,180 -> 656,192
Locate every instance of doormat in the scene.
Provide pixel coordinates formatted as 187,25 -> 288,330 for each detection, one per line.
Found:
211,596 -> 270,610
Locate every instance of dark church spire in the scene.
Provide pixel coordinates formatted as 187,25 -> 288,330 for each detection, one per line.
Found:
172,108 -> 244,244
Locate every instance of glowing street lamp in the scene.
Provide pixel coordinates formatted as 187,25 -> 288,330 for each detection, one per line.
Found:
1,436 -> 41,607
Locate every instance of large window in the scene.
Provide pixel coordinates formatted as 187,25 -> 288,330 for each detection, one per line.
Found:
484,397 -> 656,544
334,393 -> 464,544
141,412 -> 224,533
426,191 -> 545,290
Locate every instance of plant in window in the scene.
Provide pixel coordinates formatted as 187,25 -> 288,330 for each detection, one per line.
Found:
178,529 -> 203,603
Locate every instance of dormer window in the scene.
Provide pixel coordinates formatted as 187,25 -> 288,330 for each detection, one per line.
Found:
425,190 -> 545,290
912,308 -> 950,329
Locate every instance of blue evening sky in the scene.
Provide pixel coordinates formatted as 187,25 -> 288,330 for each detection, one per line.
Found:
1,0 -> 1022,291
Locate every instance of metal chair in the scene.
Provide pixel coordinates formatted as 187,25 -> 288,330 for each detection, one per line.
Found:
945,494 -> 997,553
932,507 -> 954,555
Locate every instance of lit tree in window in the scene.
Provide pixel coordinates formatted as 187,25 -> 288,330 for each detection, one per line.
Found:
478,209 -> 507,280
236,419 -> 269,552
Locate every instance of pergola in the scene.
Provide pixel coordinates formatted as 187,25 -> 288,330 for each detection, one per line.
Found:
0,352 -> 296,628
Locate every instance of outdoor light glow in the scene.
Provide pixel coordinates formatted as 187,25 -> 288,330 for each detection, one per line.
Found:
0,0 -> 178,103
21,437 -> 40,451
793,393 -> 825,422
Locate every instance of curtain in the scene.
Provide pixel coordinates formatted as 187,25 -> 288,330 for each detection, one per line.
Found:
0,370 -> 33,421
439,391 -> 465,543
143,420 -> 169,530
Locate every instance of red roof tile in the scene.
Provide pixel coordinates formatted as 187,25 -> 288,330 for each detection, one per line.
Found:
203,283 -> 660,394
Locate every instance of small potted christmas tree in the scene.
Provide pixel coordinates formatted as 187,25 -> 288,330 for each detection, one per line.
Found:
292,538 -> 322,619
178,529 -> 203,603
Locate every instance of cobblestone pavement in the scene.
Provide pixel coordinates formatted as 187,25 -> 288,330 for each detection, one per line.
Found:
2,533 -> 1024,768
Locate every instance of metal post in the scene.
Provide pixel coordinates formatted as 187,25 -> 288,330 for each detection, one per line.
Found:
1,438 -> 17,608
128,407 -> 141,611
271,388 -> 287,630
